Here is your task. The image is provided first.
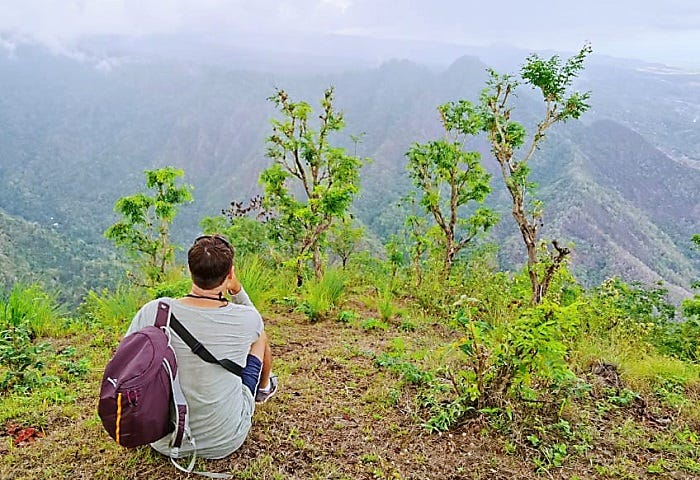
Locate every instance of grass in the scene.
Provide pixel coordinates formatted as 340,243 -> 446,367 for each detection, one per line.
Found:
80,284 -> 149,330
235,254 -> 284,312
1,276 -> 700,479
298,268 -> 347,322
0,283 -> 68,338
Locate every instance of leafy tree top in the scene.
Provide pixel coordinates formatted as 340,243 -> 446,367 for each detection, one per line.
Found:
105,166 -> 193,285
260,87 -> 365,281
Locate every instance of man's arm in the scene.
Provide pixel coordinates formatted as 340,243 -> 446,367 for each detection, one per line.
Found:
226,269 -> 256,308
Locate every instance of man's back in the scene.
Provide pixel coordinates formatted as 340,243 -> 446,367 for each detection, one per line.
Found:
126,290 -> 263,458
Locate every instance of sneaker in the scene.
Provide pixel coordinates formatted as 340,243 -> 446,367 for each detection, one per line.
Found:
255,374 -> 278,404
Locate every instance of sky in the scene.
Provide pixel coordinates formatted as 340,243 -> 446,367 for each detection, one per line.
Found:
0,0 -> 698,67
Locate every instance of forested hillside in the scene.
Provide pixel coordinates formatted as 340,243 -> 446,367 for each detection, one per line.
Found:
0,209 -> 120,302
1,43 -> 700,480
0,43 -> 698,299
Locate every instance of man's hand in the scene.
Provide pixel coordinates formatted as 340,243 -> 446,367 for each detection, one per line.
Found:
227,269 -> 242,295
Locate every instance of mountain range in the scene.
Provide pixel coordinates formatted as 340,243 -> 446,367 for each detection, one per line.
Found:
0,37 -> 697,301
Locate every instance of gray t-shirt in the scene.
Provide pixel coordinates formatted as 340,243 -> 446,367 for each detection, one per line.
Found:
126,288 -> 263,459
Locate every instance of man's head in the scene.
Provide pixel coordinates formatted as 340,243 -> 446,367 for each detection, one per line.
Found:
188,235 -> 234,290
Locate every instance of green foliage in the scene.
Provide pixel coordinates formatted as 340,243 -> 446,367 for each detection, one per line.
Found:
361,317 -> 390,331
327,216 -> 365,269
375,353 -> 434,385
468,44 -> 593,304
57,347 -> 90,379
423,398 -> 472,432
376,287 -> 396,322
0,211 -> 122,306
0,323 -> 53,392
149,274 -> 191,299
261,87 -> 366,283
384,235 -> 407,280
417,298 -> 580,431
521,46 -> 592,115
684,296 -> 700,318
337,310 -> 358,323
297,268 -> 347,322
104,167 -> 193,286
682,233 -> 700,316
0,283 -> 66,338
658,315 -> 700,363
594,278 -> 676,325
402,207 -> 430,286
405,101 -> 497,274
200,213 -> 274,260
81,284 -> 148,330
0,284 -> 62,392
403,246 -> 504,317
458,301 -> 578,406
582,278 -> 700,363
234,254 -> 280,312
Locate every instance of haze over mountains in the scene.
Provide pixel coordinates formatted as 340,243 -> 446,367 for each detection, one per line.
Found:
0,34 -> 698,301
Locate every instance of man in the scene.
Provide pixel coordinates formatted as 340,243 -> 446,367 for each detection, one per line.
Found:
125,234 -> 277,459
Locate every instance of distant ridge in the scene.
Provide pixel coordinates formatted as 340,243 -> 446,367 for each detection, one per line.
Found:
0,41 -> 697,299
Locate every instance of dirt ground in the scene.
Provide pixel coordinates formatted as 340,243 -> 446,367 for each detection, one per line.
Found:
0,309 -> 698,479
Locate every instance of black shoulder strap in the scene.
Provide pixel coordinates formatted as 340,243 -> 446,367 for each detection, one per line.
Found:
158,302 -> 243,378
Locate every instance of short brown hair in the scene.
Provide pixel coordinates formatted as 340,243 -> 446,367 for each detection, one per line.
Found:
187,235 -> 234,290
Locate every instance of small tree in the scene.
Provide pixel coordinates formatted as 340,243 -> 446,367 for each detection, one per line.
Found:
448,45 -> 592,304
398,193 -> 431,287
200,195 -> 274,259
406,102 -> 498,276
328,216 -> 365,269
105,167 -> 193,286
404,213 -> 430,287
260,87 -> 364,285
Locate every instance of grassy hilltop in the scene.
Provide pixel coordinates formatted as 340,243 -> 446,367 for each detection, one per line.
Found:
1,255 -> 699,479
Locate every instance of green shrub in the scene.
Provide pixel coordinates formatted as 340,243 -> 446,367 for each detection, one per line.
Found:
0,283 -> 66,338
200,215 -> 274,259
376,288 -> 395,322
658,316 -> 700,363
297,287 -> 330,323
150,274 -> 191,299
81,284 -> 148,329
337,310 -> 358,323
425,300 -> 580,430
0,313 -> 53,393
319,268 -> 347,306
235,254 -> 279,311
297,268 -> 347,322
582,278 -> 700,363
399,319 -> 416,332
375,353 -> 433,385
361,318 -> 389,331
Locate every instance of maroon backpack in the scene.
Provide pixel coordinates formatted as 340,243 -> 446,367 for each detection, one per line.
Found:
98,301 -> 189,449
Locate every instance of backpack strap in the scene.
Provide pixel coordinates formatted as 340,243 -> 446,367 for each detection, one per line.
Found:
156,302 -> 189,450
169,312 -> 244,378
155,301 -> 170,328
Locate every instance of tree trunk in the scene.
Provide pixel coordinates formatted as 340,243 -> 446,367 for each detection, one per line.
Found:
510,188 -> 544,304
313,245 -> 323,279
296,258 -> 304,287
443,240 -> 456,278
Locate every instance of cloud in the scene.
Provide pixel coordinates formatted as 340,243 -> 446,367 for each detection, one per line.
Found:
0,0 -> 696,66
0,36 -> 16,57
320,0 -> 352,13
